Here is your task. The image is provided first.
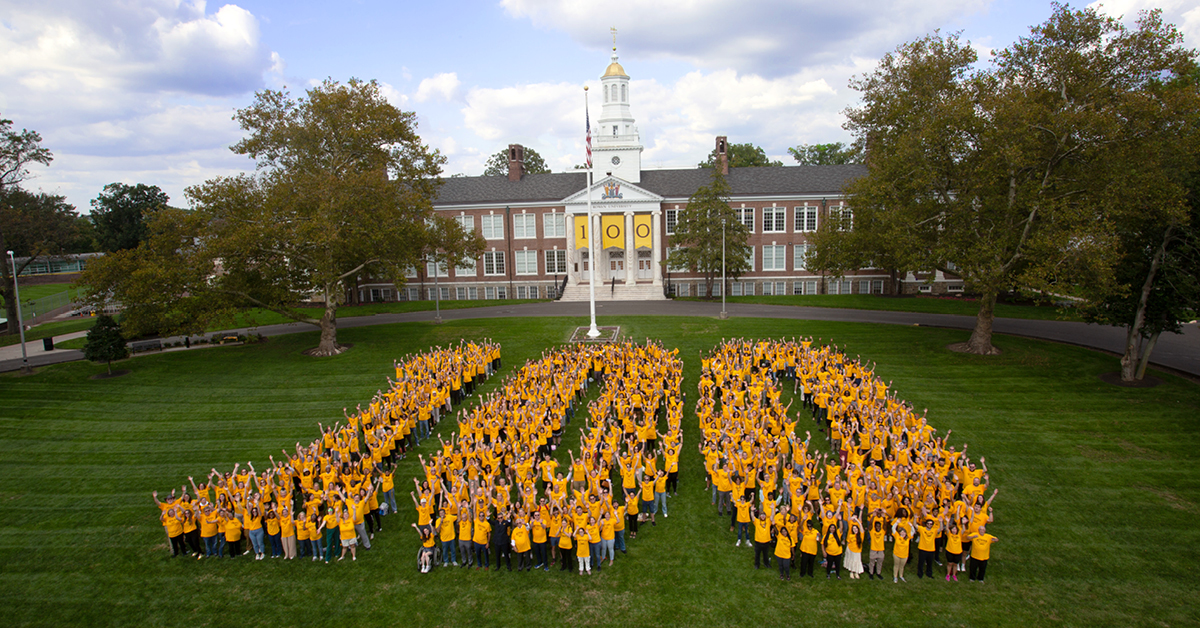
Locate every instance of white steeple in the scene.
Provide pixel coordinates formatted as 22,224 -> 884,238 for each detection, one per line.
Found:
594,28 -> 642,182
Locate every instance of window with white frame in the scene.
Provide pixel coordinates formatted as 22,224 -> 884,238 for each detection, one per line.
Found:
543,212 -> 565,238
455,256 -> 477,278
513,213 -> 536,239
873,280 -> 884,294
831,205 -> 853,230
485,286 -> 496,299
665,209 -> 678,235
795,206 -> 818,232
859,280 -> 871,295
481,214 -> 505,240
468,287 -> 478,300
545,249 -> 567,274
455,214 -> 474,233
425,260 -> 448,277
404,266 -> 418,279
763,206 -> 786,233
514,250 -> 538,275
734,207 -> 754,231
745,248 -> 755,272
794,244 -> 810,271
483,251 -> 505,276
762,245 -> 787,271
456,286 -> 466,300
497,286 -> 507,299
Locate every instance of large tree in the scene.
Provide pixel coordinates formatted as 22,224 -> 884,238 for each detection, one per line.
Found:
90,183 -> 170,252
667,168 -> 751,297
1,188 -> 81,333
482,147 -> 550,176
788,142 -> 860,165
82,78 -> 451,355
698,142 -> 782,168
809,6 -> 1198,355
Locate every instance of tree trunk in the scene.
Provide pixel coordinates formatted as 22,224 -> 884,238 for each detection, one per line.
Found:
1134,330 -> 1161,380
1121,226 -> 1171,382
705,274 -> 713,299
311,293 -> 344,357
965,290 -> 1001,355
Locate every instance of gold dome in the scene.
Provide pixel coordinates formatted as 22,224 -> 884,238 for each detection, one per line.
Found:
603,61 -> 627,78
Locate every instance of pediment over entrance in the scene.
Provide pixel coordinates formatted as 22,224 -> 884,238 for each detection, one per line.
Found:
562,175 -> 663,212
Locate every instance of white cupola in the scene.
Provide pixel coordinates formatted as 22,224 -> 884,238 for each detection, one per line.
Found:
593,35 -> 642,182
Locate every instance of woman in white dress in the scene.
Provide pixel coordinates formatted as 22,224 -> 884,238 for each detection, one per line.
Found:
844,519 -> 865,578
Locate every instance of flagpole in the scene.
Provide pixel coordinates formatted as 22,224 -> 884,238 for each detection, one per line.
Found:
585,85 -> 600,337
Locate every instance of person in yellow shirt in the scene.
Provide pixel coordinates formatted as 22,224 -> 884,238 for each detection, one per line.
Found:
774,526 -> 793,581
966,525 -> 998,583
472,514 -> 491,569
733,495 -> 753,546
944,519 -> 964,581
511,517 -> 532,571
435,509 -> 458,566
892,521 -> 913,582
223,508 -> 244,558
867,517 -> 887,580
822,520 -> 845,579
412,522 -> 436,572
798,520 -> 819,577
752,508 -> 773,569
337,505 -> 359,562
916,517 -> 941,579
843,519 -> 864,578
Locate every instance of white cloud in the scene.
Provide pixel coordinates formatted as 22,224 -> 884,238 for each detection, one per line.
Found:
446,57 -> 873,175
0,1 -> 277,210
1088,0 -> 1200,48
415,72 -> 462,102
500,0 -> 989,78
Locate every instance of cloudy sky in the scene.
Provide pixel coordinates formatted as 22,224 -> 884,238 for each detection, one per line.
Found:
1,0 -> 1196,211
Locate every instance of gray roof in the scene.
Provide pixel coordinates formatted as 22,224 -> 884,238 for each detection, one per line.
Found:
433,165 -> 866,206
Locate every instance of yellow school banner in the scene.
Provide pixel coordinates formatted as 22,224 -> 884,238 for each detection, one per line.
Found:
634,214 -> 652,249
602,215 -> 624,249
574,215 -> 589,250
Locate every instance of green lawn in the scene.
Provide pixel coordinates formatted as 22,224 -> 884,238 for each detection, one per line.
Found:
0,317 -> 1196,627
0,282 -> 80,307
225,299 -> 543,328
678,293 -> 1078,321
0,317 -> 97,348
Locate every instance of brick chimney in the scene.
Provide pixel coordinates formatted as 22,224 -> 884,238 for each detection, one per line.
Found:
507,144 -> 525,181
715,136 -> 728,175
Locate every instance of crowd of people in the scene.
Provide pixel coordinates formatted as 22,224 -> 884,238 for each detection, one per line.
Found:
697,339 -> 999,583
411,340 -> 684,575
151,341 -> 500,564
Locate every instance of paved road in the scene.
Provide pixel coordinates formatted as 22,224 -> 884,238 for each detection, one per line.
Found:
3,301 -> 1197,377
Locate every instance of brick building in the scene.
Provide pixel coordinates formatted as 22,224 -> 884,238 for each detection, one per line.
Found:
362,47 -> 955,303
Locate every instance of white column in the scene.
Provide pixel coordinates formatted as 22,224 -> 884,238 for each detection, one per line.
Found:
651,209 -> 662,286
624,210 -> 635,285
566,210 -> 578,286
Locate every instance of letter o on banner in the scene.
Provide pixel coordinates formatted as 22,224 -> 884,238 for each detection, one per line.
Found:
635,223 -> 650,238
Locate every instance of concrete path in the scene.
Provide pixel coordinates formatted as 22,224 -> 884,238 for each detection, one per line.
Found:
2,301 -> 1196,377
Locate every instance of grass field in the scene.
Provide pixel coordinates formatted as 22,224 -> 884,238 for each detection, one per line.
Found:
0,316 -> 1197,627
678,294 -> 1078,321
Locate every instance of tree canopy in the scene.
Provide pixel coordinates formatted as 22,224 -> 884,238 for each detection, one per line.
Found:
808,6 -> 1199,356
667,168 -> 751,297
1,189 -> 86,334
90,183 -> 170,252
1,116 -> 52,192
788,142 -> 860,165
483,147 -> 550,176
698,142 -> 782,169
82,78 -> 455,355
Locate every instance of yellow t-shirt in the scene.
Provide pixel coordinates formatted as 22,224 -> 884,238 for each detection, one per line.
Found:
970,533 -> 997,560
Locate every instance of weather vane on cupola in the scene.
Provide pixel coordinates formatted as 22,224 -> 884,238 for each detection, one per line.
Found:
611,26 -> 617,51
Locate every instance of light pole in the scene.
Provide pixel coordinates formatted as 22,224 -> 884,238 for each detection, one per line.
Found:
719,213 -> 728,319
6,250 -> 31,373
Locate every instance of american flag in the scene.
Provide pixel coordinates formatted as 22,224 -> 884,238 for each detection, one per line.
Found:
585,107 -> 592,169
